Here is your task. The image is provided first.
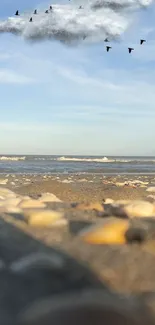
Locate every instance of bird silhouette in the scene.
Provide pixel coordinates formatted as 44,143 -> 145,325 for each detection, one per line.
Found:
49,5 -> 53,10
128,47 -> 134,53
140,39 -> 146,45
29,17 -> 33,22
106,46 -> 112,52
34,9 -> 37,14
45,10 -> 49,13
79,6 -> 83,9
15,10 -> 19,16
104,38 -> 109,42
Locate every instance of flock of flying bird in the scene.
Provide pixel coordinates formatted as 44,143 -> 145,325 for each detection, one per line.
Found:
14,6 -> 147,53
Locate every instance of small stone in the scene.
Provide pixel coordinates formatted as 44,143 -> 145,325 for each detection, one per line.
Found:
80,218 -> 129,244
147,195 -> 155,202
0,179 -> 8,185
18,199 -> 46,209
123,201 -> 155,218
104,198 -> 114,204
39,193 -> 62,203
125,227 -> 147,244
146,187 -> 155,193
102,203 -> 128,218
61,179 -> 73,183
116,182 -> 125,187
26,209 -> 64,227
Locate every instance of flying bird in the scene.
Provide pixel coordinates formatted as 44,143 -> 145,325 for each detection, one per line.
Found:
15,10 -> 19,16
104,38 -> 109,42
128,47 -> 134,53
49,5 -> 53,10
45,9 -> 49,13
29,17 -> 33,22
106,46 -> 112,52
140,39 -> 146,45
79,5 -> 83,8
34,9 -> 37,14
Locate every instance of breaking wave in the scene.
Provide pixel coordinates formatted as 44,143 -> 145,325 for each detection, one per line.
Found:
57,156 -> 116,162
0,155 -> 155,164
0,156 -> 26,161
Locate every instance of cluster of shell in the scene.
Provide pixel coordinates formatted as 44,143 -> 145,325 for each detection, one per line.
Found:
1,186 -> 155,248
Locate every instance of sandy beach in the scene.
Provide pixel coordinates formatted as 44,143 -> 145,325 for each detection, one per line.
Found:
0,173 -> 155,296
2,173 -> 154,202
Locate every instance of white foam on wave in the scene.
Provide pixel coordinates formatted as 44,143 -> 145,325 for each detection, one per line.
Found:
57,156 -> 115,162
0,156 -> 26,161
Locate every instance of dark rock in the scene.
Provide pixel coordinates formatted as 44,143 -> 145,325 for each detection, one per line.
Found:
125,227 -> 147,244
99,204 -> 128,219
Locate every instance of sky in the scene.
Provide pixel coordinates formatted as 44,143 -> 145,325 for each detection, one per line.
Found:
0,0 -> 155,156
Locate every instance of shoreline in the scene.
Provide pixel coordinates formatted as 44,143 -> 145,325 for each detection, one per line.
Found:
1,172 -> 155,175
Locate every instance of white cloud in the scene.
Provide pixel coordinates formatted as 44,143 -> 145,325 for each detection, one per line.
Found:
57,65 -> 124,90
0,68 -> 35,84
0,52 -> 12,60
54,63 -> 155,106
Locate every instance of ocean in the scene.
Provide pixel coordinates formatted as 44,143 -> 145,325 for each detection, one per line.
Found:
0,155 -> 155,174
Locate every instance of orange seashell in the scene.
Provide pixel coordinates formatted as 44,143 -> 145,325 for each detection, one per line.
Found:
81,219 -> 129,245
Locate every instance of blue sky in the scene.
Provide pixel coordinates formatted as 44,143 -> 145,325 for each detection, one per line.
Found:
0,0 -> 155,155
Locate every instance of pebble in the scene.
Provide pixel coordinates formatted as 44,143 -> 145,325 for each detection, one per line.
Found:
123,201 -> 155,218
0,179 -> 8,185
104,198 -> 114,204
39,192 -> 62,203
61,179 -> 73,183
146,187 -> 155,193
18,199 -> 46,209
0,197 -> 22,212
147,195 -> 155,202
116,182 -> 125,187
25,209 -> 64,227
